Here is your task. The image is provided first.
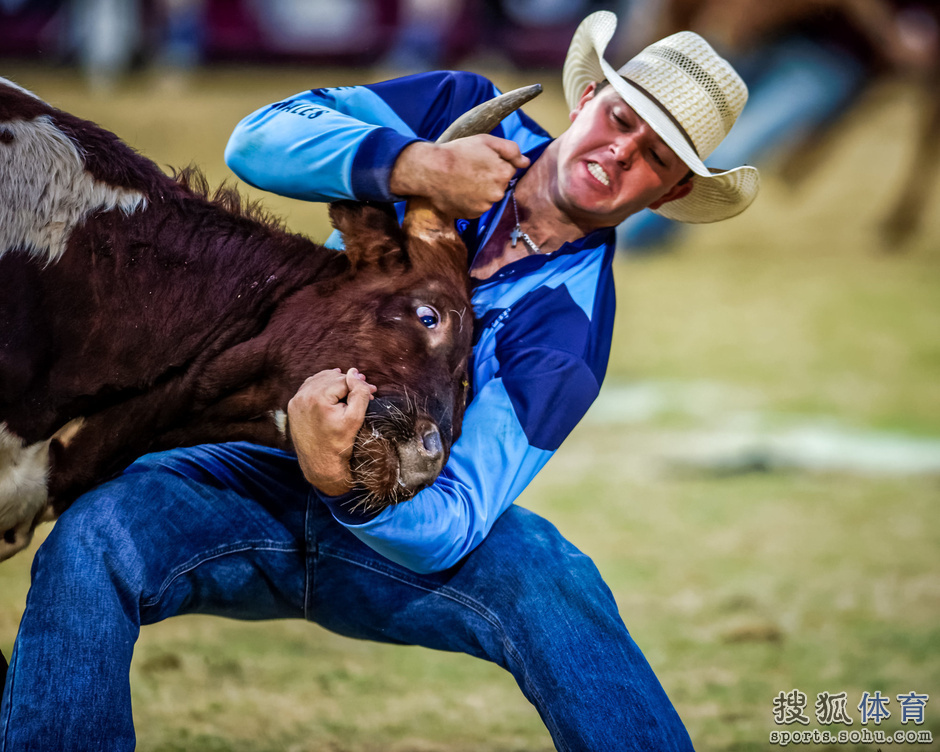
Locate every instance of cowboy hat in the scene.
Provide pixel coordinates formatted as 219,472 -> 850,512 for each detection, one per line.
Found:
563,11 -> 760,223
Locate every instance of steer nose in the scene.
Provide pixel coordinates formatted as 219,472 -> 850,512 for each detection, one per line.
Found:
421,426 -> 443,459
397,420 -> 447,493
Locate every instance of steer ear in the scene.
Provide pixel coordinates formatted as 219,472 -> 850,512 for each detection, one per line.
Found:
400,196 -> 469,279
329,201 -> 407,273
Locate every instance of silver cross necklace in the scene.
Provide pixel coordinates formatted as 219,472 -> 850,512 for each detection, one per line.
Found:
508,181 -> 542,255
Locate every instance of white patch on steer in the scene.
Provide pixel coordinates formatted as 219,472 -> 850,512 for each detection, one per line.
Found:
271,409 -> 288,440
0,112 -> 147,264
0,423 -> 51,561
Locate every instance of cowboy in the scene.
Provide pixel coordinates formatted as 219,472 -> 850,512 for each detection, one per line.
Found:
0,12 -> 757,751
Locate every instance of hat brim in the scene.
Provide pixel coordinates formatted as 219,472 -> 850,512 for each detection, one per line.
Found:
562,11 -> 759,224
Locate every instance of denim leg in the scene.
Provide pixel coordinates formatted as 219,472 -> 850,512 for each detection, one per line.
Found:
2,443 -> 692,751
0,444 -> 311,752
307,502 -> 694,752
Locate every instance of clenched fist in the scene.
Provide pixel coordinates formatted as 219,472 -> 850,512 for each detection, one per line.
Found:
390,135 -> 530,218
287,368 -> 377,495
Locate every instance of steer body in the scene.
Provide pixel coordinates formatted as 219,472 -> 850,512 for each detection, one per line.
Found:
0,77 -> 475,561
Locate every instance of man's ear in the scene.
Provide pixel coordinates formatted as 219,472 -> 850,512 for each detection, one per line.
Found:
569,82 -> 599,123
648,178 -> 694,210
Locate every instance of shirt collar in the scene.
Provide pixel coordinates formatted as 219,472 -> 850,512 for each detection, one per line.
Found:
465,140 -> 615,285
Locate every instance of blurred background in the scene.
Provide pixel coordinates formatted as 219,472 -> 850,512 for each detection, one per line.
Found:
3,0 -> 939,250
1,1 -> 939,750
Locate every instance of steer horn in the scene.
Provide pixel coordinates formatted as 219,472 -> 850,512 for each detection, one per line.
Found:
435,84 -> 543,145
402,84 -> 543,246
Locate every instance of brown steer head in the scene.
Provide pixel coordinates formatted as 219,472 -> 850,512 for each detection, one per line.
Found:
324,200 -> 471,510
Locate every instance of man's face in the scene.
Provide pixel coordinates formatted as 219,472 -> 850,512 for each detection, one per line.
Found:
553,83 -> 691,229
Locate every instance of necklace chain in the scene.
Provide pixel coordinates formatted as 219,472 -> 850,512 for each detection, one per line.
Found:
509,183 -> 542,255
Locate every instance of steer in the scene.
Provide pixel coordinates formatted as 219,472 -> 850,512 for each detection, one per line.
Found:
0,76 -> 541,563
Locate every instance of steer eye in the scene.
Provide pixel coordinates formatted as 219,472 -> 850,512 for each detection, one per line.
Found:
416,305 -> 440,329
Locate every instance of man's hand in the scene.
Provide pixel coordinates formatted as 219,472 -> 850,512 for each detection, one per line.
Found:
390,135 -> 530,218
287,368 -> 377,496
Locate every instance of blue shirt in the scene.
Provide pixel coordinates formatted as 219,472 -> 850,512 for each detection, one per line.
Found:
225,71 -> 617,573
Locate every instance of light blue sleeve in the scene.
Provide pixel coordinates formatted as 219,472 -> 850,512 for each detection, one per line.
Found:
224,86 -> 419,202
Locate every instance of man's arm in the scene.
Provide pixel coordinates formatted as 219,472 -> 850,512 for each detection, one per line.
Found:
325,349 -> 605,574
390,137 -> 528,218
225,71 -> 530,214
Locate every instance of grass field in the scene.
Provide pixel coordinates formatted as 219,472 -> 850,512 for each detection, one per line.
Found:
1,63 -> 938,751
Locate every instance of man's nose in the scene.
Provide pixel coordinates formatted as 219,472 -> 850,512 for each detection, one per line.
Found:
610,134 -> 639,168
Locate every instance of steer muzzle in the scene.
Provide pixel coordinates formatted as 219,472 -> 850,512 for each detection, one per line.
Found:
396,417 -> 445,490
348,395 -> 453,512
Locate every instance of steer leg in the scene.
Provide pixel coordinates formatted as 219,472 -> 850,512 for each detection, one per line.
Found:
41,379 -> 204,519
0,423 -> 52,562
0,419 -> 86,561
44,378 -> 293,520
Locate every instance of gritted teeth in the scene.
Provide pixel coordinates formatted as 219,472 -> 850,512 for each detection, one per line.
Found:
587,161 -> 610,187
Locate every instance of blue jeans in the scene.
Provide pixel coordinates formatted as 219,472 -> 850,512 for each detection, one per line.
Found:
0,443 -> 693,751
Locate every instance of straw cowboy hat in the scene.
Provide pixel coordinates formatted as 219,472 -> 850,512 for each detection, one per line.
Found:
563,11 -> 760,223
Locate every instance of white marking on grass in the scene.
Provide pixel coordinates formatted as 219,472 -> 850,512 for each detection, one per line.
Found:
588,382 -> 940,476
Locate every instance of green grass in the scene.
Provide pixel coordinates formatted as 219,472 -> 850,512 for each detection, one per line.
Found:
528,436 -> 940,748
1,66 -> 938,750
